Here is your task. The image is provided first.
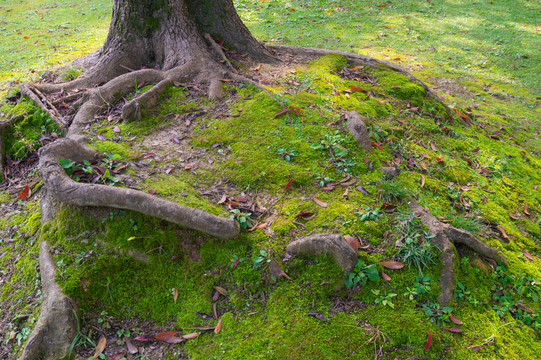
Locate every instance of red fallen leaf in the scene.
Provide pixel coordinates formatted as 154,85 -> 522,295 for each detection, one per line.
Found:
462,156 -> 472,165
522,249 -> 534,261
172,137 -> 180,144
445,327 -> 462,333
344,235 -> 361,250
420,175 -> 426,188
350,85 -> 368,92
149,189 -> 156,195
524,203 -> 530,216
112,126 -> 121,133
155,331 -> 183,344
391,85 -> 401,88
534,185 -> 538,190
92,336 -> 106,359
424,330 -> 432,351
18,185 -> 30,201
226,201 -> 239,207
378,261 -> 404,270
392,57 -> 401,61
371,141 -> 383,150
143,153 -> 156,158
134,334 -> 155,342
312,196 -> 328,208
232,257 -> 240,270
214,318 -> 222,334
435,155 -> 445,163
23,36 -> 29,39
285,178 -> 294,191
112,352 -> 126,360
498,225 -> 510,240
97,134 -> 107,141
450,314 -> 463,325
482,196 -> 487,203
381,271 -> 391,281
165,167 -> 173,174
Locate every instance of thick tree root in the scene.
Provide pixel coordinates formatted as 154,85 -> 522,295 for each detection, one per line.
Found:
19,241 -> 78,360
409,200 -> 507,305
270,45 -> 455,120
38,135 -> 239,239
285,234 -> 358,272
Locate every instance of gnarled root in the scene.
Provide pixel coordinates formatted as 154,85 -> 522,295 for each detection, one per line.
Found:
19,241 -> 78,360
38,136 -> 239,239
285,234 -> 358,272
409,200 -> 507,305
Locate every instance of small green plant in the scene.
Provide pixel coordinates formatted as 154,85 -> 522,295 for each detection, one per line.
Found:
61,66 -> 81,81
69,311 -> 95,358
454,281 -> 479,306
422,301 -> 454,325
315,173 -> 334,187
396,211 -> 437,274
345,259 -> 380,289
116,328 -> 131,345
253,249 -> 271,270
16,327 -> 31,346
372,289 -> 397,308
355,206 -> 384,222
59,153 -> 123,185
229,209 -> 253,230
380,179 -> 410,203
276,148 -> 298,162
403,275 -> 431,300
311,131 -> 357,174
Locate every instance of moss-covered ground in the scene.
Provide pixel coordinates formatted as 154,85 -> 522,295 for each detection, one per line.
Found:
1,1 -> 540,359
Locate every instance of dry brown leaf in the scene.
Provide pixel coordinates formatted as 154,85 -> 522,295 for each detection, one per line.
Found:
344,235 -> 361,250
450,314 -> 463,325
498,225 -> 510,240
252,64 -> 262,71
424,330 -> 432,351
445,327 -> 463,333
420,175 -> 426,188
173,288 -> 178,304
213,286 -> 228,297
155,331 -> 183,344
524,203 -> 531,216
312,196 -> 328,208
182,332 -> 200,340
378,261 -> 405,270
381,271 -> 391,281
522,249 -> 534,261
126,338 -> 138,354
430,142 -> 437,151
18,185 -> 30,201
211,290 -> 220,302
217,194 -> 227,204
214,318 -> 223,334
93,336 -> 107,359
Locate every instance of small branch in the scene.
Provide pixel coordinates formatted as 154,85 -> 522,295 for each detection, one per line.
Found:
20,84 -> 67,132
204,33 -> 237,74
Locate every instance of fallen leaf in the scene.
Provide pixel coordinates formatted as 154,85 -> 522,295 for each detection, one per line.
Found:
378,261 -> 404,270
195,311 -> 214,321
313,196 -> 328,208
97,134 -> 107,141
173,288 -> 178,304
344,235 -> 361,250
509,212 -> 519,220
92,336 -> 107,359
295,211 -> 314,220
470,345 -> 483,351
420,175 -> 425,188
392,57 -> 401,61
126,338 -> 138,354
214,318 -> 222,334
18,185 -> 30,201
285,178 -> 294,191
307,311 -> 327,322
498,225 -> 510,241
445,327 -> 462,333
231,257 -> 240,270
213,286 -> 228,297
450,314 -> 463,325
524,203 -> 530,216
371,141 -> 383,150
340,179 -> 357,187
424,331 -> 432,351
211,290 -> 220,302
112,126 -> 121,133
213,302 -> 218,320
182,333 -> 199,340
149,189 -> 156,195
252,64 -> 262,71
217,194 -> 227,204
381,271 -> 391,281
134,334 -> 155,342
430,142 -> 437,151
155,331 -> 183,344
356,185 -> 371,196
112,352 -> 126,360
522,249 -> 534,261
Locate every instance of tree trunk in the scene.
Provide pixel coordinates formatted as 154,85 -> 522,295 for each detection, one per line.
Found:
82,0 -> 272,83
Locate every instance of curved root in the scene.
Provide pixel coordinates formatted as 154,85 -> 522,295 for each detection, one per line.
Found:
409,200 -> 507,305
38,136 -> 239,239
19,241 -> 78,360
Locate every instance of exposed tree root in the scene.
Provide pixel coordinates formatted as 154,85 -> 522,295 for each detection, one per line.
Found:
409,200 -> 507,305
19,241 -> 78,360
20,84 -> 67,131
38,135 -> 239,239
270,45 -> 455,120
285,234 -> 358,272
